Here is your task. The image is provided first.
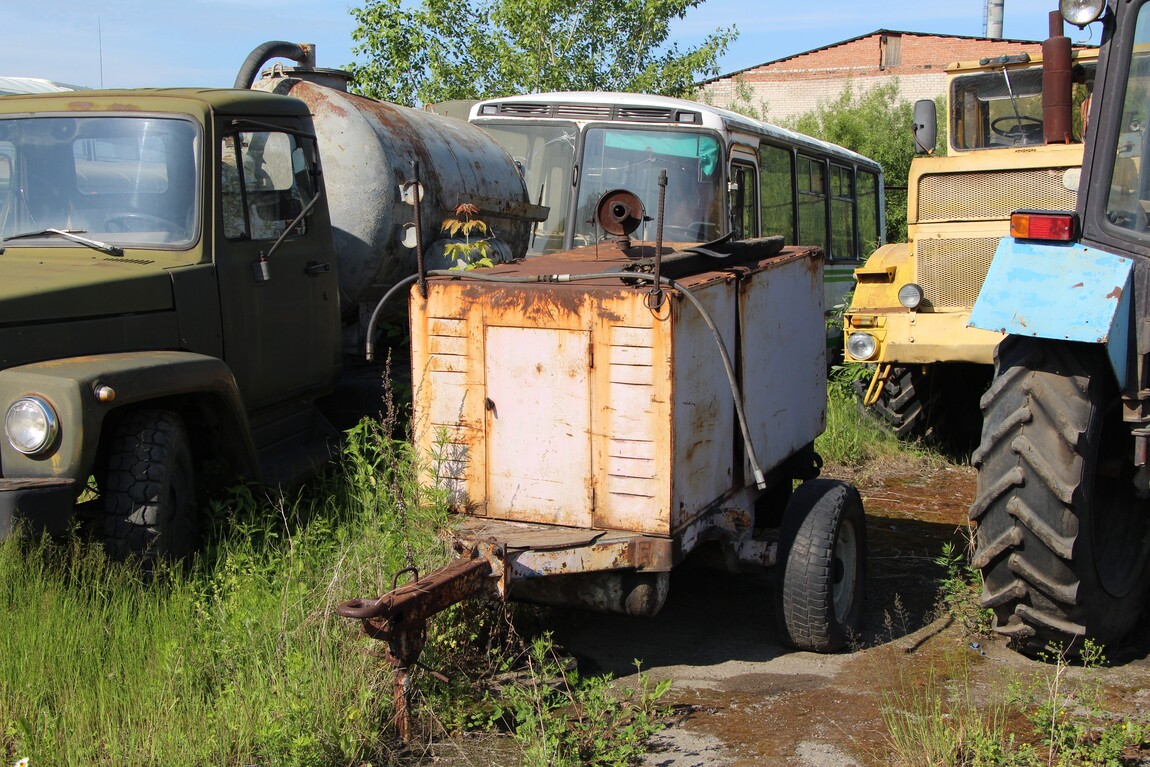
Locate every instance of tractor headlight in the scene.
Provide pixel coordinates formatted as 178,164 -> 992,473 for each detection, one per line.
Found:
847,332 -> 878,361
1060,0 -> 1105,26
898,283 -> 925,309
5,396 -> 59,456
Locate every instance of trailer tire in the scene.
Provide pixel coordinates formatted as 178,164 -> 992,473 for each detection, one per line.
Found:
775,479 -> 867,652
970,338 -> 1150,656
102,408 -> 198,564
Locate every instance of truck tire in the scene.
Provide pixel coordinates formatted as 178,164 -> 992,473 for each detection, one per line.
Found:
858,365 -> 940,440
775,479 -> 867,652
970,338 -> 1150,655
102,409 -> 198,563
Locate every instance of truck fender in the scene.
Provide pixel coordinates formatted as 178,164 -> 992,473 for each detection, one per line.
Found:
969,238 -> 1134,388
0,351 -> 259,486
848,242 -> 910,312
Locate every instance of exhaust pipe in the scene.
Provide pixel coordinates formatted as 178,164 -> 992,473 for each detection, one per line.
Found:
1042,11 -> 1074,144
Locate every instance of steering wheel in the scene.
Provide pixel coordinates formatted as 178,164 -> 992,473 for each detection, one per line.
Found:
991,115 -> 1044,142
104,212 -> 180,233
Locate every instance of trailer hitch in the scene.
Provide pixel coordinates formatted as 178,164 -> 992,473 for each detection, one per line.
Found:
337,545 -> 502,741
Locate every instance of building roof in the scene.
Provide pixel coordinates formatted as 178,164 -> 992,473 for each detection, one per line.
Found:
698,29 -> 1050,85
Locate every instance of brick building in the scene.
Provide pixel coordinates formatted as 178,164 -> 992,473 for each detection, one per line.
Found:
697,30 -> 1050,123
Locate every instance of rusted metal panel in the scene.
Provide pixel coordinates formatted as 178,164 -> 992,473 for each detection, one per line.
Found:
484,326 -> 592,526
670,277 -> 738,531
738,251 -> 827,479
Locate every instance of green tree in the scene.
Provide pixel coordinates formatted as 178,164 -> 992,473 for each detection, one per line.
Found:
348,0 -> 737,106
781,80 -> 946,243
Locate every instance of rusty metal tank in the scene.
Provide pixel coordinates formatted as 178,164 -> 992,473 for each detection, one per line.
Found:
248,59 -> 533,309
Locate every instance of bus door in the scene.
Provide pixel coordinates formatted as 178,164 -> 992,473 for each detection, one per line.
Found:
729,148 -> 759,240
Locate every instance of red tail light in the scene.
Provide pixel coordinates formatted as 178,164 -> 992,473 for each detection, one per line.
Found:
1010,210 -> 1077,241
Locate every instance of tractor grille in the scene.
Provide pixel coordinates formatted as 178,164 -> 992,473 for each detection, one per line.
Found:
917,236 -> 1000,309
917,168 -> 1078,223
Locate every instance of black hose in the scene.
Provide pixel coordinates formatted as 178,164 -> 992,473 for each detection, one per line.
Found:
234,41 -> 310,90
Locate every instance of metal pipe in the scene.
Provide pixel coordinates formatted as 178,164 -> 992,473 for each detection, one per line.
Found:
412,161 -> 427,299
234,41 -> 314,90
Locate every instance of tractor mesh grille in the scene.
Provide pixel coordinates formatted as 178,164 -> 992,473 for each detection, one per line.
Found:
917,169 -> 1078,222
918,236 -> 1000,309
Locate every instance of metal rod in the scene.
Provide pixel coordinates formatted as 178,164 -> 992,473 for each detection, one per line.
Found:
653,170 -> 667,308
412,160 -> 427,299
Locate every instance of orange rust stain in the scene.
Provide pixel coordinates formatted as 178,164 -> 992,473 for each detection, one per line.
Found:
1108,285 -> 1123,300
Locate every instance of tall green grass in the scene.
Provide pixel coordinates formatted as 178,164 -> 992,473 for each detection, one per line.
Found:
0,416 -> 447,766
816,367 -> 917,466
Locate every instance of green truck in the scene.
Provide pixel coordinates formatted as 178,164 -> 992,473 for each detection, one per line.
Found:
0,42 -> 538,562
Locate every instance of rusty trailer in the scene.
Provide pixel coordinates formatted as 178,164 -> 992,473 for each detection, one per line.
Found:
339,223 -> 867,736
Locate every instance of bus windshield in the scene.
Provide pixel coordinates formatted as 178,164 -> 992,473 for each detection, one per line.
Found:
574,127 -> 723,246
476,122 -> 577,256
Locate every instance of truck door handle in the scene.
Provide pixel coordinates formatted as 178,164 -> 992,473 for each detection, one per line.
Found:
305,261 -> 331,275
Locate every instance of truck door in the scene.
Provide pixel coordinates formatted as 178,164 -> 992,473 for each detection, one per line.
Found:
215,127 -> 340,407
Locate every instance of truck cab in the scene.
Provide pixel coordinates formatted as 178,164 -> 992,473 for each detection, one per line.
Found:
0,89 -> 341,558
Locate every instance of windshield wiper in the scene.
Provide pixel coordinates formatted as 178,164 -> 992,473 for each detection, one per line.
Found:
3,228 -> 123,256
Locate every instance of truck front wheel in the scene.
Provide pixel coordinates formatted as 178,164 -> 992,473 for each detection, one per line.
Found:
102,409 -> 198,563
775,479 -> 867,652
971,338 -> 1150,655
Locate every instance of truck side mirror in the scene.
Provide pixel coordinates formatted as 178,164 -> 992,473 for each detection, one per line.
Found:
913,100 -> 937,155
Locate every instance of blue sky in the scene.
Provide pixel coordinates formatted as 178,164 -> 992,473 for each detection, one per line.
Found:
4,0 -> 1099,90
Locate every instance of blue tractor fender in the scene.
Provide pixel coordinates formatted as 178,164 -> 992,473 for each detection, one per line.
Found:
969,237 -> 1135,388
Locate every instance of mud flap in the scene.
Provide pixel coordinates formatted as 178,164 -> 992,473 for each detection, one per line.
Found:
970,238 -> 1133,388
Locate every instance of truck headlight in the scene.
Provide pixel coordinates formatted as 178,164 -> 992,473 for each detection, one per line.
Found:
5,396 -> 59,456
847,332 -> 878,361
1060,0 -> 1105,26
898,283 -> 924,309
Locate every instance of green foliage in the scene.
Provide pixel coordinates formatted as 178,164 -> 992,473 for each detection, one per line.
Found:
884,642 -> 1150,767
0,408 -> 447,766
817,370 -> 915,465
934,540 -> 994,637
443,202 -> 495,270
349,0 -> 737,106
779,82 -> 946,243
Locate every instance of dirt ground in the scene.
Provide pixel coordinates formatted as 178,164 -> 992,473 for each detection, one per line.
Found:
410,458 -> 1150,766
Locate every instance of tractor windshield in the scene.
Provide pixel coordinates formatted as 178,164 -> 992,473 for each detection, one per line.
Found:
0,116 -> 200,249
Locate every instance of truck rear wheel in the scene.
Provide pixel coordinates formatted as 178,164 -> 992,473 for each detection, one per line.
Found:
775,479 -> 867,652
102,409 -> 198,563
970,338 -> 1150,655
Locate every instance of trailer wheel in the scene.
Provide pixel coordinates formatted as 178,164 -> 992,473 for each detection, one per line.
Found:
102,408 -> 198,564
775,479 -> 867,652
970,338 -> 1150,655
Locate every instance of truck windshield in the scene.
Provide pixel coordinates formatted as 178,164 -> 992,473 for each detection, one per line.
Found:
0,116 -> 199,249
574,127 -> 723,246
476,122 -> 577,255
951,61 -> 1095,150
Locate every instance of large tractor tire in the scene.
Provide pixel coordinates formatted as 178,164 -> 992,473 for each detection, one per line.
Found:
858,363 -> 988,453
775,479 -> 867,652
857,365 -> 942,440
970,338 -> 1150,656
102,408 -> 198,564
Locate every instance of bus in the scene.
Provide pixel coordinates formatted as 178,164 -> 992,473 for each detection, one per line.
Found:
468,91 -> 886,323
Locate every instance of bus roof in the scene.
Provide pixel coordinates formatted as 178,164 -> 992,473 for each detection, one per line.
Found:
471,91 -> 882,172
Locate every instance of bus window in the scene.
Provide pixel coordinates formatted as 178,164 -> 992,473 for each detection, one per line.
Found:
474,123 -> 577,255
575,127 -> 722,244
759,143 -> 794,243
857,170 -> 880,255
829,163 -> 854,260
797,154 -> 828,253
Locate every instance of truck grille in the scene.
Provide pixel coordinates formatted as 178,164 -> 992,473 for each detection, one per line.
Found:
918,236 -> 1000,309
917,169 -> 1078,223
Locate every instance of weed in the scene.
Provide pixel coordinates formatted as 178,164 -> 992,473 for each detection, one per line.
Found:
934,539 -> 994,637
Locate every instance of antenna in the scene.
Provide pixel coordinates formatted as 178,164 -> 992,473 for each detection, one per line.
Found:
98,15 -> 104,88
